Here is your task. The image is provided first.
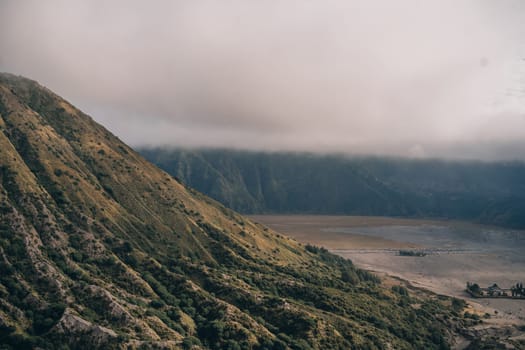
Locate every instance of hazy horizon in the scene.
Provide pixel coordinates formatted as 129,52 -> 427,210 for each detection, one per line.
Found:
1,0 -> 524,160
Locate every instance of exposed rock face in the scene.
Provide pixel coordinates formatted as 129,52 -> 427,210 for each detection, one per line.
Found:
52,310 -> 118,347
0,73 -> 467,349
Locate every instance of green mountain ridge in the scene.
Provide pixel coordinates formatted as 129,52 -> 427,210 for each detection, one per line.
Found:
139,148 -> 525,229
0,73 -> 475,349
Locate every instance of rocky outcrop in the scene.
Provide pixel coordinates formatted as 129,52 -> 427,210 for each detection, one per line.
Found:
52,310 -> 118,347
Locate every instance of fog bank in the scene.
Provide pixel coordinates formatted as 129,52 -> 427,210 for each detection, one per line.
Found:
1,0 -> 524,160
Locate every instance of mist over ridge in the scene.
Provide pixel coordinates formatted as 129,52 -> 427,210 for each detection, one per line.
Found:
1,0 -> 525,160
140,147 -> 525,229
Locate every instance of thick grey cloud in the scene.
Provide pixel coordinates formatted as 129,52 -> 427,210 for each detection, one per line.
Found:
1,0 -> 524,160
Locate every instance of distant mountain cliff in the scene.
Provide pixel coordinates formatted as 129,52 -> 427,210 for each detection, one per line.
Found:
140,149 -> 525,229
0,73 -> 469,349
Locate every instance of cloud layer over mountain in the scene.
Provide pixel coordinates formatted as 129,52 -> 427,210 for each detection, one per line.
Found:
1,0 -> 524,159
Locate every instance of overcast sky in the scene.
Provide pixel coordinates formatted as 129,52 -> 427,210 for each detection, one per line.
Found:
1,0 -> 524,160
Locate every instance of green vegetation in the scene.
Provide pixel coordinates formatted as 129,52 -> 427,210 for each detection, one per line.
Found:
466,282 -> 482,297
140,148 -> 525,229
399,250 -> 427,257
0,73 -> 475,349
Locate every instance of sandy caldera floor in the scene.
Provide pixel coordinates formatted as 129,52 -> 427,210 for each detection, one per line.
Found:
250,215 -> 525,321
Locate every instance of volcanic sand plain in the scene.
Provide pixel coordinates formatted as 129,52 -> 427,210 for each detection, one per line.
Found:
250,215 -> 525,322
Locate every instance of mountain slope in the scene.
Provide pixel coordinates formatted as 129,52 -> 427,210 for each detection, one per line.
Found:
140,148 -> 525,228
139,149 -> 415,216
0,73 -> 465,349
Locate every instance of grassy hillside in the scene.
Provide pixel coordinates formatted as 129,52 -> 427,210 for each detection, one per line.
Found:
0,73 -> 475,349
140,148 -> 525,229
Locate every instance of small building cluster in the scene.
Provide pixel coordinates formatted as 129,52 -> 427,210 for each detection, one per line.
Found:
466,281 -> 525,299
485,283 -> 507,297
